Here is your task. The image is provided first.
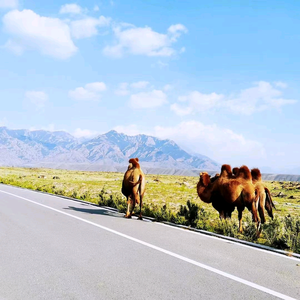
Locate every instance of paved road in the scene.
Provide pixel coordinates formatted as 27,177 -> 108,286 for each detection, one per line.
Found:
0,184 -> 299,300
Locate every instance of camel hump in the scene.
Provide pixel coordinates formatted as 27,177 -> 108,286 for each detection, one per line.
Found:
221,164 -> 232,177
237,165 -> 251,180
251,168 -> 262,181
129,158 -> 140,169
232,167 -> 239,176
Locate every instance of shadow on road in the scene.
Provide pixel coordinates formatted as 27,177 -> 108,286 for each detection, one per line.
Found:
64,206 -> 123,218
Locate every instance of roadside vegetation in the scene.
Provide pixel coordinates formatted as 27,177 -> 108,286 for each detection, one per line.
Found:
1,166 -> 299,254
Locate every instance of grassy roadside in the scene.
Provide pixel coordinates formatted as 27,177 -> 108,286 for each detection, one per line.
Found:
1,166 -> 299,254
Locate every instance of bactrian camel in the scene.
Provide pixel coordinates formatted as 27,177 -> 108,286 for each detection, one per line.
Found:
121,158 -> 146,219
197,164 -> 260,232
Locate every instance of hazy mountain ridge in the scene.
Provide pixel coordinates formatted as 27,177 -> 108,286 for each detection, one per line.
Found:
0,127 -> 220,171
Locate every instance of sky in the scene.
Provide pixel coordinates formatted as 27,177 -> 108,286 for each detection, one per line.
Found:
0,0 -> 300,173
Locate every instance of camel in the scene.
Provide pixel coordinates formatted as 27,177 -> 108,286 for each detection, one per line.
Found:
121,158 -> 146,219
197,171 -> 235,220
197,164 -> 260,232
251,168 -> 276,224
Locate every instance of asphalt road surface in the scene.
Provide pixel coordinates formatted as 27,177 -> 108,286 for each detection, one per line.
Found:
0,184 -> 299,300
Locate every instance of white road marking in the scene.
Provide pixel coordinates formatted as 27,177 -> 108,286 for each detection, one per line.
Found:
157,222 -> 300,261
0,189 -> 297,300
5,184 -> 300,261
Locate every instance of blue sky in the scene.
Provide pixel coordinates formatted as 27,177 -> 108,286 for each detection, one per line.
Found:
0,0 -> 299,172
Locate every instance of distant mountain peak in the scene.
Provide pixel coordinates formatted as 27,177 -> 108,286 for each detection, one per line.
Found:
0,126 -> 220,171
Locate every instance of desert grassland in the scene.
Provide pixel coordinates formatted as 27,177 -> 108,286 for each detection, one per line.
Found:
0,166 -> 299,217
1,166 -> 300,253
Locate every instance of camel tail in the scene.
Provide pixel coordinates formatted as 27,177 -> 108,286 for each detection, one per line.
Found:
129,175 -> 142,187
265,187 -> 275,219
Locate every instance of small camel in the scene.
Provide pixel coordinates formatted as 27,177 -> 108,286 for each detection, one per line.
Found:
121,158 -> 146,219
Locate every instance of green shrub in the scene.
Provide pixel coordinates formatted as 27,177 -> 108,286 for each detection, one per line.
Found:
80,190 -> 91,200
178,200 -> 200,227
242,216 -> 259,242
214,219 -> 239,237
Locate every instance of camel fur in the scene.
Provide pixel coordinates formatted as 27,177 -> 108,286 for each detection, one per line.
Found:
121,158 -> 146,219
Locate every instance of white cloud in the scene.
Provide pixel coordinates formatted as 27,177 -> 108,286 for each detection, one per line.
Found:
115,81 -> 149,96
153,121 -> 266,167
274,81 -> 288,89
70,16 -> 111,39
163,84 -> 172,91
130,81 -> 149,89
25,91 -> 48,110
170,103 -> 192,116
115,82 -> 129,96
73,128 -> 99,138
93,5 -> 99,11
69,88 -> 98,100
0,117 -> 7,126
172,81 -> 297,116
68,82 -> 106,100
59,4 -> 83,14
171,91 -> 224,115
0,0 -> 18,8
85,82 -> 106,92
103,23 -> 187,58
224,81 -> 297,114
130,90 -> 167,108
113,124 -> 141,136
3,9 -> 77,59
167,24 -> 188,42
42,124 -> 56,132
152,60 -> 169,69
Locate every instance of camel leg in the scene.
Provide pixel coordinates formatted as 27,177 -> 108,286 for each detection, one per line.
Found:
238,208 -> 243,233
124,196 -> 135,218
137,195 -> 143,220
251,201 -> 262,236
251,201 -> 260,223
219,210 -> 225,220
258,194 -> 266,224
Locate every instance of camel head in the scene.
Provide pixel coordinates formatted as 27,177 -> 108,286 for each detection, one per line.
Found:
198,172 -> 211,187
251,168 -> 262,181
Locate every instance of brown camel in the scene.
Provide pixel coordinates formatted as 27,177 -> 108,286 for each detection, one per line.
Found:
251,168 -> 276,224
121,158 -> 146,219
197,171 -> 235,220
197,164 -> 260,232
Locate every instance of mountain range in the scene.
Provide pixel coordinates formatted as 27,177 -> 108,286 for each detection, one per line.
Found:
0,127 -> 220,173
